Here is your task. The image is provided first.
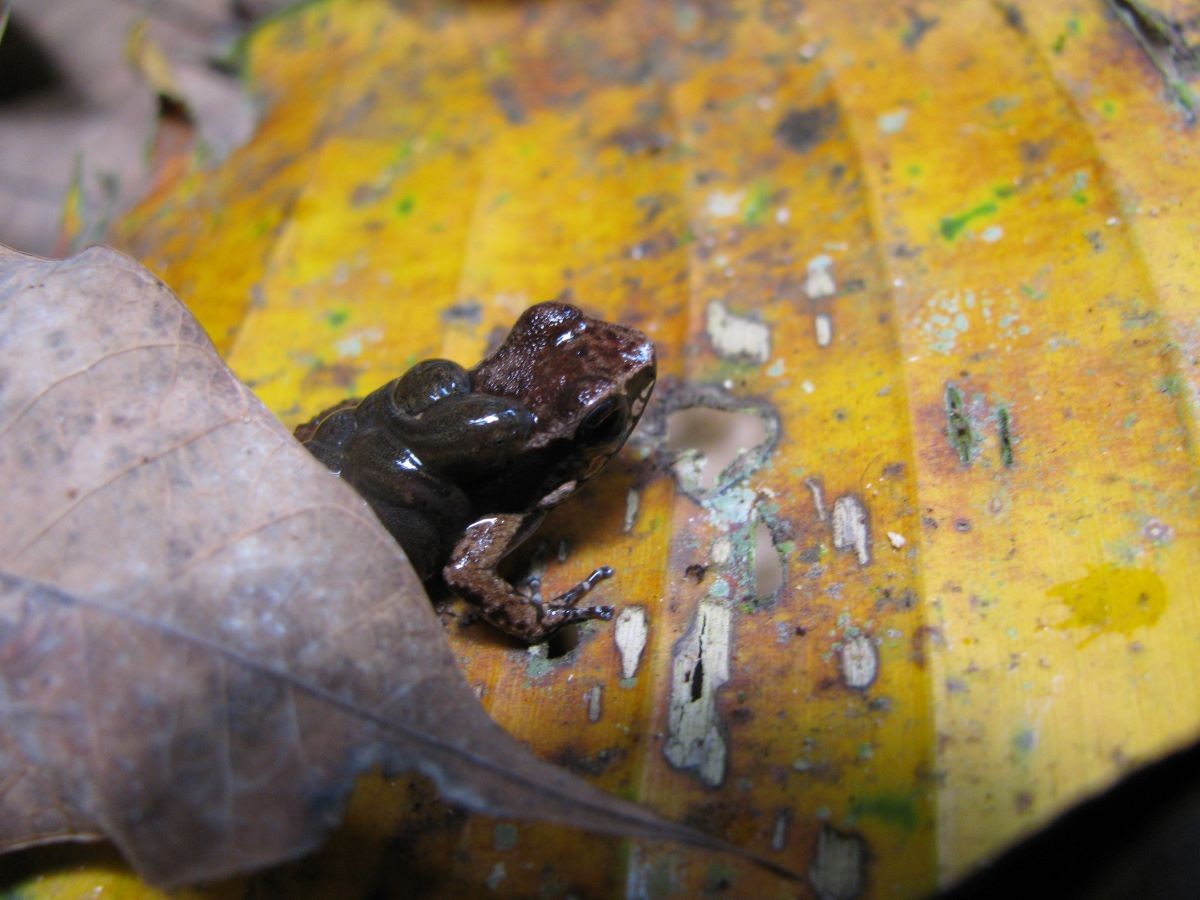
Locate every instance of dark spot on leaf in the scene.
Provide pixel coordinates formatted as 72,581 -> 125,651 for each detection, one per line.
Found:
690,657 -> 704,702
1002,4 -> 1026,31
440,301 -> 482,326
605,124 -> 672,155
489,78 -> 526,124
902,7 -> 940,49
773,105 -> 837,153
944,383 -> 978,464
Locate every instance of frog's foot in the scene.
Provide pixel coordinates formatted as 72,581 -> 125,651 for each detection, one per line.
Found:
443,515 -> 616,642
544,565 -> 614,611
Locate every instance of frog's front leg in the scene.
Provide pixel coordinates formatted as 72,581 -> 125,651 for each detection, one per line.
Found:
443,513 -> 615,642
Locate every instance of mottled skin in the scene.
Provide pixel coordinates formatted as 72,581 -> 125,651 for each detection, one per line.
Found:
298,302 -> 656,642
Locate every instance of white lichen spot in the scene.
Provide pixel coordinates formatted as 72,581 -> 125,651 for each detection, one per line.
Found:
839,634 -> 878,689
814,313 -> 834,347
664,600 -> 731,786
805,477 -> 827,522
776,206 -> 791,224
772,810 -> 790,851
706,300 -> 771,362
808,826 -> 867,900
802,379 -> 815,394
805,254 -> 836,299
831,495 -> 870,565
887,530 -> 907,549
915,291 -> 977,354
706,190 -> 744,219
334,327 -> 383,359
584,683 -> 603,722
766,358 -> 785,377
711,536 -> 733,565
615,606 -> 648,679
671,449 -> 706,489
982,225 -> 1004,243
707,484 -> 757,526
624,488 -> 640,533
1143,518 -> 1174,544
486,863 -> 507,890
877,108 -> 909,134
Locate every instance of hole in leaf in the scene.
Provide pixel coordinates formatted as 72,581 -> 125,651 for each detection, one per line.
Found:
665,407 -> 769,491
546,624 -> 580,659
753,520 -> 783,599
690,657 -> 705,701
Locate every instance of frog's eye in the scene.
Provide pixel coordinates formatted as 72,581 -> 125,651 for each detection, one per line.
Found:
577,396 -> 628,446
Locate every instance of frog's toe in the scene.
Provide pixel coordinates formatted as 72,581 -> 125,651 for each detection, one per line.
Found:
515,573 -> 543,601
554,604 -> 614,626
546,565 -> 614,609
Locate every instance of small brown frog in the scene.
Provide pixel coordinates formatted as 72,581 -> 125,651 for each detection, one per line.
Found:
297,302 -> 656,642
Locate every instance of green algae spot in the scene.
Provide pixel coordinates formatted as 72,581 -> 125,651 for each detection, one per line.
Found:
850,792 -> 919,832
492,822 -> 519,851
525,646 -> 554,679
1158,373 -> 1185,397
395,194 -> 415,216
1048,564 -> 1166,646
704,862 -> 737,893
944,383 -> 978,464
326,308 -> 349,328
996,406 -> 1015,467
744,180 -> 772,226
1052,15 -> 1081,54
940,201 -> 998,240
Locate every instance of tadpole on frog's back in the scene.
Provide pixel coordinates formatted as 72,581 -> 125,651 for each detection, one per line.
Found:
297,302 -> 656,643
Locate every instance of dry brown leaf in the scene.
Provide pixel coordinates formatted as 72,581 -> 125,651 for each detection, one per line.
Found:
0,245 -> 772,886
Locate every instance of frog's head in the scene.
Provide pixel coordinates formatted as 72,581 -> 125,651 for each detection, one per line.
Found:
471,302 -> 656,498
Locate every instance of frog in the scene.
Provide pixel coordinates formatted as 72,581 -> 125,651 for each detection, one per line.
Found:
297,301 -> 656,643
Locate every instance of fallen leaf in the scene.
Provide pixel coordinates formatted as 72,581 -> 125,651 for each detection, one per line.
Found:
0,245 -> 778,886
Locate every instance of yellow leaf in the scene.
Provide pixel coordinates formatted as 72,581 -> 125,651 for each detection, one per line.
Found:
17,0 -> 1196,895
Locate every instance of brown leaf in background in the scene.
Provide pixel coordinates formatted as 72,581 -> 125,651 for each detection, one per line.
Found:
0,246 -> 765,886
0,0 -> 257,255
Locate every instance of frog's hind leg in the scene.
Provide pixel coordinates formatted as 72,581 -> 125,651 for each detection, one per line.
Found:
443,513 -> 615,642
